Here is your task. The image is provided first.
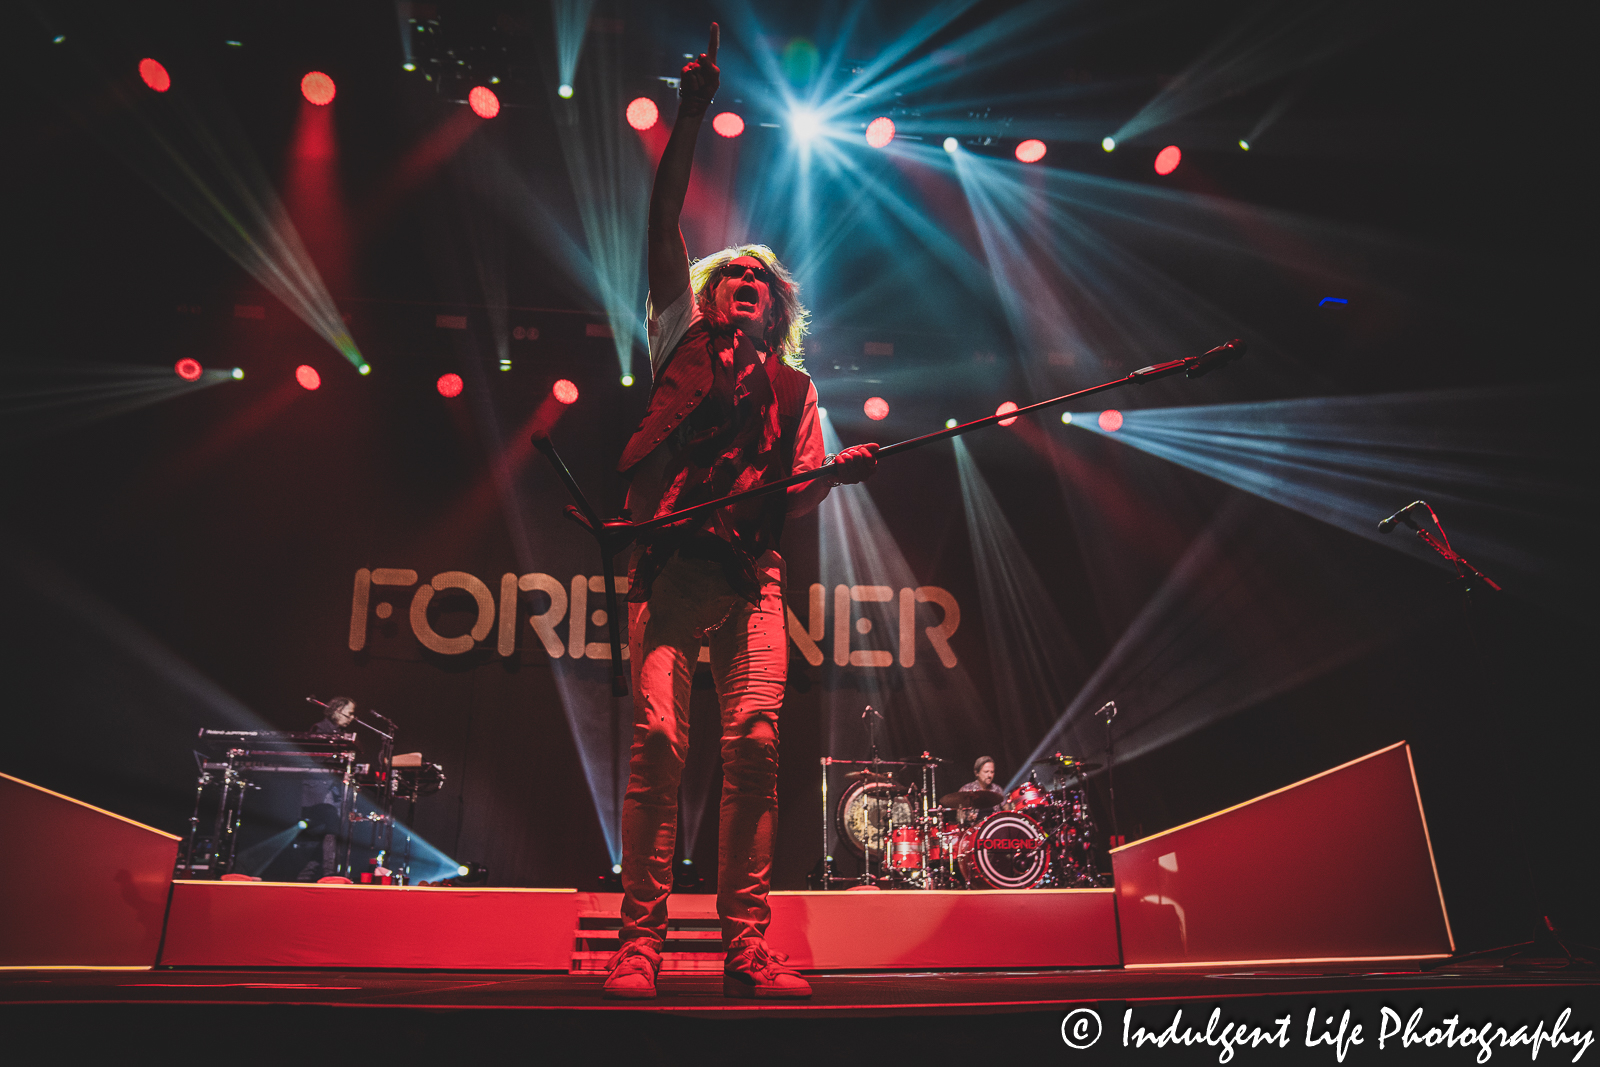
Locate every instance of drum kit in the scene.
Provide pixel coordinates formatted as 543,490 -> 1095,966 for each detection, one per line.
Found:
823,751 -> 1108,890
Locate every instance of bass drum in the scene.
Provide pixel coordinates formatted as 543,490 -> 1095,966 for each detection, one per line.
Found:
955,810 -> 1051,889
837,780 -> 912,859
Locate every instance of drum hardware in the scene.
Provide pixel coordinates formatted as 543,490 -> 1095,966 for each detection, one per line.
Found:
822,742 -> 1112,891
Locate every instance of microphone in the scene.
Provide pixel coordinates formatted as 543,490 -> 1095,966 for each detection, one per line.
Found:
305,695 -> 328,708
1378,501 -> 1426,534
1184,338 -> 1247,379
1130,339 -> 1247,383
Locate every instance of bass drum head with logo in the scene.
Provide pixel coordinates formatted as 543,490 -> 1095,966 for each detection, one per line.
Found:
837,781 -> 912,858
956,810 -> 1050,889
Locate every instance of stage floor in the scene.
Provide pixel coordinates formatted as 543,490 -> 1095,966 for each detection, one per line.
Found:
6,964 -> 1595,1064
4,962 -> 1595,1013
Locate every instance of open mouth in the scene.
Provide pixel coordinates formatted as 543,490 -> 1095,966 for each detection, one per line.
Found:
733,284 -> 759,304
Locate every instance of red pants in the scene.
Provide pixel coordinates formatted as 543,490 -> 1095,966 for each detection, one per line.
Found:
619,550 -> 788,945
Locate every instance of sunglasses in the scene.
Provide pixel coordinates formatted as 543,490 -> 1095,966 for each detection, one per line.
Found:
716,260 -> 775,285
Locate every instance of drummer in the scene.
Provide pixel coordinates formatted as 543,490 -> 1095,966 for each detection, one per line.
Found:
957,756 -> 1007,824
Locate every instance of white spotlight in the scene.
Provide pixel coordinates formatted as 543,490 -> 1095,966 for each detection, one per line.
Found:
1060,411 -> 1073,425
558,83 -> 574,99
790,108 -> 822,143
945,418 -> 958,429
943,137 -> 959,153
1101,136 -> 1116,152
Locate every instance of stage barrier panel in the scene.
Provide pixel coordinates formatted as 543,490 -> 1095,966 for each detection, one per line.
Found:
1110,741 -> 1454,968
160,881 -> 578,969
0,772 -> 180,969
769,888 -> 1120,969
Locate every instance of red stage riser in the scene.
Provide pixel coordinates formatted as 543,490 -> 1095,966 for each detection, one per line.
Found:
160,885 -> 1121,971
161,883 -> 579,969
1111,741 -> 1454,968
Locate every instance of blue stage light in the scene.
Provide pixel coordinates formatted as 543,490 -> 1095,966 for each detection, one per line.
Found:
1101,136 -> 1116,152
943,137 -> 959,153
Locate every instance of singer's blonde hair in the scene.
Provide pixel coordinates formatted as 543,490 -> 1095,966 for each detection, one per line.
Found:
689,244 -> 809,369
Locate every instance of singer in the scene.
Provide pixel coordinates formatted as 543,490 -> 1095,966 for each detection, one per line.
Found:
603,24 -> 878,1001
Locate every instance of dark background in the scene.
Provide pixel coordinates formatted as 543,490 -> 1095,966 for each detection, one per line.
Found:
2,0 -> 1591,949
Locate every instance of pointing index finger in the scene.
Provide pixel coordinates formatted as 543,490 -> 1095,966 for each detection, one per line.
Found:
708,22 -> 719,65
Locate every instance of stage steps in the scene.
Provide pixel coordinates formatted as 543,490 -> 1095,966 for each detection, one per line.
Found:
571,911 -> 725,974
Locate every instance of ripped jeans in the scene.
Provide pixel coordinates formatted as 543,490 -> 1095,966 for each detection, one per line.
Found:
618,548 -> 787,945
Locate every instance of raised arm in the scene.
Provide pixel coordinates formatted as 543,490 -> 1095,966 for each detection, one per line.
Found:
647,23 -> 719,305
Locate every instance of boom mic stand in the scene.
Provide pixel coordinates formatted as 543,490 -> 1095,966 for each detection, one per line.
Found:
533,339 -> 1247,695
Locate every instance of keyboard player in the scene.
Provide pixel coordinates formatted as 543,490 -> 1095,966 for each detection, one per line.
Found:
299,696 -> 358,880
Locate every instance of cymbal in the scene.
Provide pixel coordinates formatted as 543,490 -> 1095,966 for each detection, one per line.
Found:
844,770 -> 897,782
939,790 -> 1004,809
1033,756 -> 1104,772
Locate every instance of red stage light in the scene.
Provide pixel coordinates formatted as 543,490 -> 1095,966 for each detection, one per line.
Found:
552,379 -> 579,405
174,358 -> 202,381
864,396 -> 890,420
626,97 -> 659,131
295,365 -> 322,391
139,58 -> 171,93
1154,145 -> 1182,175
1098,409 -> 1123,432
437,373 -> 464,398
1015,139 -> 1046,163
865,117 -> 895,149
301,71 -> 336,106
712,111 -> 745,138
468,86 -> 500,119
996,401 -> 1019,427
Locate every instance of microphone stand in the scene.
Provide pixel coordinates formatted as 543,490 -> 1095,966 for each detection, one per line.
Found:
861,705 -> 885,887
355,709 -> 397,869
533,339 -> 1246,693
1097,701 -> 1120,847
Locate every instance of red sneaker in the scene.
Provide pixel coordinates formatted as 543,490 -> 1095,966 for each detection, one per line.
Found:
603,938 -> 663,999
723,937 -> 812,999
